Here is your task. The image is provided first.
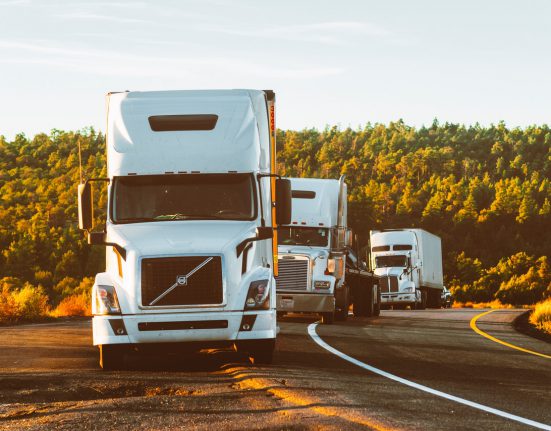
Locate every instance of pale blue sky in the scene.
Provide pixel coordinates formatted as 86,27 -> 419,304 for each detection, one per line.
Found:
1,0 -> 550,139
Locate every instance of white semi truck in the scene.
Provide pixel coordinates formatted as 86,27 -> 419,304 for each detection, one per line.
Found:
370,229 -> 443,309
78,89 -> 292,369
276,176 -> 349,324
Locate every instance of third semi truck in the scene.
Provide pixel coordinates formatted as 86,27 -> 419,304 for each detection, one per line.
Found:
370,228 -> 443,309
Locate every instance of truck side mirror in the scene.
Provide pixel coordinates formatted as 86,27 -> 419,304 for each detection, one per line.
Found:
256,226 -> 274,240
275,178 -> 292,225
78,183 -> 93,231
88,231 -> 106,245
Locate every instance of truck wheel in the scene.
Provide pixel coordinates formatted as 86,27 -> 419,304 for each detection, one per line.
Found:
335,307 -> 348,321
99,345 -> 125,371
248,339 -> 275,365
335,287 -> 349,321
365,285 -> 375,317
415,290 -> 427,310
353,296 -> 365,317
427,289 -> 441,308
372,285 -> 381,316
321,312 -> 335,324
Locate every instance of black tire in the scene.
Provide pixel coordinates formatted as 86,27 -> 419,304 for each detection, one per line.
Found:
248,339 -> 275,365
415,290 -> 427,310
373,285 -> 381,317
335,307 -> 348,321
321,312 -> 335,324
335,286 -> 349,321
99,344 -> 126,371
365,285 -> 375,317
427,289 -> 441,308
353,296 -> 365,317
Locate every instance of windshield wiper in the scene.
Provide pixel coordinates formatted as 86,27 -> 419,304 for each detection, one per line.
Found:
154,213 -> 228,220
118,217 -> 155,223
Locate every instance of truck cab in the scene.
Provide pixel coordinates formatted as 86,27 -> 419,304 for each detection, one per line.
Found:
275,176 -> 349,323
78,89 -> 291,369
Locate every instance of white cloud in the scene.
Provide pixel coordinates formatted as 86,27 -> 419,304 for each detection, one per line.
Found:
55,11 -> 147,23
0,0 -> 31,5
0,39 -> 345,79
202,20 -> 391,45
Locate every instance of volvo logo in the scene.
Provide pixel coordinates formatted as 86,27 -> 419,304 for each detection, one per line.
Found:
176,275 -> 188,286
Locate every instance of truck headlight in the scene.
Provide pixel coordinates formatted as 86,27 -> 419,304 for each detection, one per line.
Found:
403,286 -> 414,293
314,280 -> 331,289
245,280 -> 270,310
95,285 -> 121,315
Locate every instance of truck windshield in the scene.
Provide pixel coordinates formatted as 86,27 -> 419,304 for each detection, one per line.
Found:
112,173 -> 256,223
278,227 -> 329,247
375,255 -> 407,268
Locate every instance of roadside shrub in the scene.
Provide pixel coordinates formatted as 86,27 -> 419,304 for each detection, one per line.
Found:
0,283 -> 51,321
51,292 -> 91,317
53,276 -> 80,298
530,299 -> 551,334
0,285 -> 19,322
11,284 -> 50,319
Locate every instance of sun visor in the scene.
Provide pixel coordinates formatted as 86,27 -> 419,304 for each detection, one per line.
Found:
107,90 -> 270,176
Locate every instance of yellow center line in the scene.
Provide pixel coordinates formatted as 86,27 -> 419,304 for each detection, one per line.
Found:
470,309 -> 551,359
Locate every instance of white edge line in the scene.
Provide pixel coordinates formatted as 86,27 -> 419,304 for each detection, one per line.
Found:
307,323 -> 551,431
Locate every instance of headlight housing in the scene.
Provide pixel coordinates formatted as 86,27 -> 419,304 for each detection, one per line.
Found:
245,280 -> 270,310
95,285 -> 121,315
314,280 -> 331,289
403,286 -> 414,293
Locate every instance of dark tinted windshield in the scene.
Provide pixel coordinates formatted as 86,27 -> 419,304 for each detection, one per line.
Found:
278,227 -> 329,247
112,173 -> 255,223
375,255 -> 407,268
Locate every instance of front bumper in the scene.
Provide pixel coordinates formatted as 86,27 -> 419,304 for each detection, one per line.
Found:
276,292 -> 335,313
381,293 -> 416,305
92,310 -> 276,346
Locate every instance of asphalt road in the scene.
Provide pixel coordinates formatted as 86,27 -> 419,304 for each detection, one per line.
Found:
0,309 -> 549,430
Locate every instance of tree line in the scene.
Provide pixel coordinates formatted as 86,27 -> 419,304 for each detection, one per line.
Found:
0,122 -> 549,319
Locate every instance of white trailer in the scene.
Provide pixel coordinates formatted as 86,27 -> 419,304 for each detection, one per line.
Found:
78,89 -> 292,369
276,176 -> 349,324
370,229 -> 443,309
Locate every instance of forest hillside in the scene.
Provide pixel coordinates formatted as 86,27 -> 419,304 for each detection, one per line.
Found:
0,122 -> 550,319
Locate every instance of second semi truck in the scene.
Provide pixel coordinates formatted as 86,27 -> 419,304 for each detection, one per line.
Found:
275,176 -> 349,323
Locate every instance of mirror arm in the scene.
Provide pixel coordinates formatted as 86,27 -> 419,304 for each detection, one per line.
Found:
87,232 -> 126,260
236,228 -> 273,257
236,237 -> 260,257
106,242 -> 127,260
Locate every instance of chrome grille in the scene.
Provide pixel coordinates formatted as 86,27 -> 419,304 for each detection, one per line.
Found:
276,258 -> 309,291
141,256 -> 223,306
380,275 -> 399,293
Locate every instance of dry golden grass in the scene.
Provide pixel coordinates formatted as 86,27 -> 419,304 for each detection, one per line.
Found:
530,298 -> 551,334
452,300 -> 516,309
